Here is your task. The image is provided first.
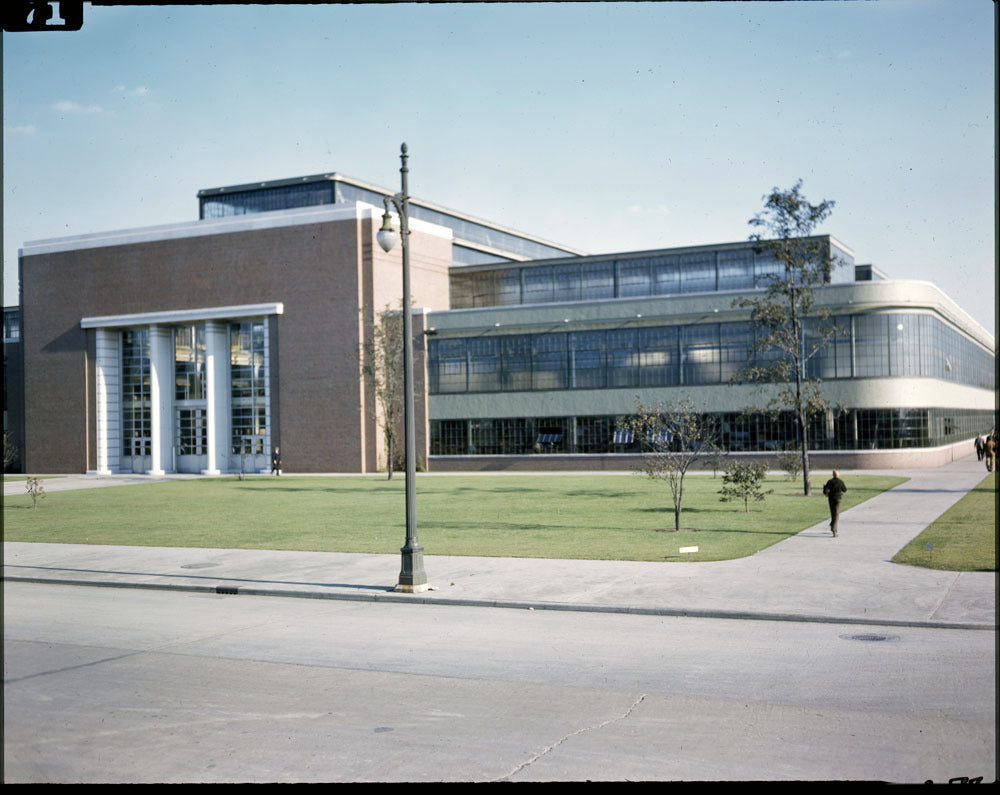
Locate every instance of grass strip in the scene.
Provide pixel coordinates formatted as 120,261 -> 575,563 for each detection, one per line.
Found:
892,472 -> 996,571
4,473 -> 905,562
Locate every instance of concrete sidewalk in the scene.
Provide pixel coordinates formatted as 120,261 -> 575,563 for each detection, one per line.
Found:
3,456 -> 996,630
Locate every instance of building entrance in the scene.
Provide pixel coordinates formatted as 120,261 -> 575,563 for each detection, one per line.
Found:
175,407 -> 207,473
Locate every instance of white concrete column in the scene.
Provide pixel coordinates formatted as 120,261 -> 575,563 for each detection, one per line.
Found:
92,328 -> 120,475
202,321 -> 230,475
148,325 -> 174,475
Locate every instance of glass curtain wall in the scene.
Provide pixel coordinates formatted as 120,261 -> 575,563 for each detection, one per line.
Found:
429,313 -> 994,395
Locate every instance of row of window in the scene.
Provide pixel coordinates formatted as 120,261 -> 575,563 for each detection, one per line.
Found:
450,241 -> 850,309
430,408 -> 997,456
427,312 -> 995,394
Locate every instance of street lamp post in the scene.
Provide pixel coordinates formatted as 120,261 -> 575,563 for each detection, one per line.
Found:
376,143 -> 429,593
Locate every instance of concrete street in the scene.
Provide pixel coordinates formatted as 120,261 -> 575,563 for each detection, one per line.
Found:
3,583 -> 994,783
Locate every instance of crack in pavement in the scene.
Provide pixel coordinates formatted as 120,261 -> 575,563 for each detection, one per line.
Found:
493,693 -> 647,782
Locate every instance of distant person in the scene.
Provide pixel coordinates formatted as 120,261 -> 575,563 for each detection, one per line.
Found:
822,470 -> 848,538
974,434 -> 984,461
271,447 -> 282,476
984,436 -> 996,473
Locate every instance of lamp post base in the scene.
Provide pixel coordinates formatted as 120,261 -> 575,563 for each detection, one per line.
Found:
394,582 -> 432,594
397,543 -> 428,593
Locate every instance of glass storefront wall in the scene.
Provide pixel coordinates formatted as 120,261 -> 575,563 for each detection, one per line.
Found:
431,408 -> 996,456
116,320 -> 269,473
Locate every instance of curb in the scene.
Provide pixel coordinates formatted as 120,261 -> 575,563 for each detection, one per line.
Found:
5,574 -> 994,632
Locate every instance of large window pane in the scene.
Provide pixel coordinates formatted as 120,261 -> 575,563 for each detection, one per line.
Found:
617,259 -> 651,298
430,338 -> 467,393
651,256 -> 680,295
174,325 -> 206,401
570,331 -> 606,389
639,326 -> 679,386
523,266 -> 554,304
853,314 -> 888,377
553,264 -> 582,303
681,324 -> 720,384
719,322 -> 751,382
607,329 -> 638,387
468,337 -> 500,392
717,249 -> 754,291
581,262 -> 615,300
532,333 -> 568,389
500,335 -> 532,391
680,252 -> 716,293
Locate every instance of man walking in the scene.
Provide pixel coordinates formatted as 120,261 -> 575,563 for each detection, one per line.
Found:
822,470 -> 847,537
984,435 -> 996,473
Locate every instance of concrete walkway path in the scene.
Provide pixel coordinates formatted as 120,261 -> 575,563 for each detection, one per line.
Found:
3,456 -> 995,629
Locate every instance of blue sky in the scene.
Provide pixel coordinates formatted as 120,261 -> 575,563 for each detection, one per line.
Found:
2,0 -> 995,333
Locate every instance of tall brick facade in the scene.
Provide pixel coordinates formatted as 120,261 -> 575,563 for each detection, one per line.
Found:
19,204 -> 451,473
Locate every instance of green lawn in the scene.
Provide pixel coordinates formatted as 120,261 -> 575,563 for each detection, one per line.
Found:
892,472 -> 997,571
3,473 -> 906,562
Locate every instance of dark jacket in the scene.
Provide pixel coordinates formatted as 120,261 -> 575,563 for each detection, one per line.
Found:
823,477 -> 847,502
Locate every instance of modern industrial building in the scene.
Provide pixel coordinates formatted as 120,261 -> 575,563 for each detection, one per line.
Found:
8,169 -> 995,474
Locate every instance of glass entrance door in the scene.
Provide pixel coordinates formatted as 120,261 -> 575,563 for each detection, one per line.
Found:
175,408 -> 207,472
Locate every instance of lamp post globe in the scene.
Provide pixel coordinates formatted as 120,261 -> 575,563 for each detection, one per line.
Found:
377,211 -> 398,254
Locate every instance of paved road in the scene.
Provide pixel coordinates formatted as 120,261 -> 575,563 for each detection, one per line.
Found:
4,582 -> 995,783
3,455 -> 995,629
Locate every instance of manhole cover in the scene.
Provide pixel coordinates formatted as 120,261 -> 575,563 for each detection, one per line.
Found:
180,563 -> 220,569
840,633 -> 900,642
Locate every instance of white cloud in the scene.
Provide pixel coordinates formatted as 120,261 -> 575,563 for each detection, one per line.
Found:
626,203 -> 672,215
112,85 -> 150,98
4,124 -> 37,135
52,100 -> 104,114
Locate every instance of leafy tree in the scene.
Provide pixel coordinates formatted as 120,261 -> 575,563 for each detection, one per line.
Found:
624,399 -> 719,532
734,180 -> 841,496
359,305 -> 405,480
719,460 -> 773,512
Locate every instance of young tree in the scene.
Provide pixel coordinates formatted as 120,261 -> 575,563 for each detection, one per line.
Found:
734,180 -> 840,496
775,449 -> 803,482
624,399 -> 719,532
25,476 -> 45,508
358,305 -> 405,480
719,460 -> 773,512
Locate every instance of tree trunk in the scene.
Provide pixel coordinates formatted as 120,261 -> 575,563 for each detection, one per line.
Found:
793,308 -> 811,496
386,436 -> 394,481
